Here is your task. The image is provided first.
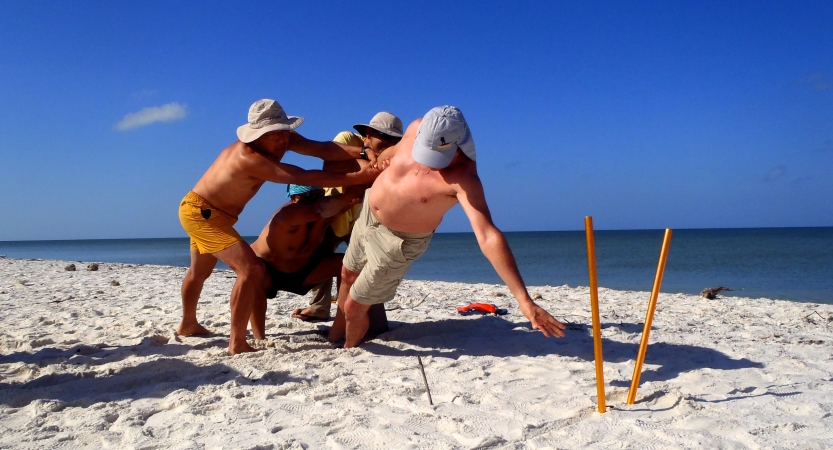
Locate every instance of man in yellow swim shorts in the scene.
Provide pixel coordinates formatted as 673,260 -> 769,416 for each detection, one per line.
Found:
178,99 -> 381,355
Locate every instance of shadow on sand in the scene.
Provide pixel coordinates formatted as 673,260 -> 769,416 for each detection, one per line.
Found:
0,337 -> 300,408
0,334 -> 230,367
2,315 -> 763,407
351,316 -> 763,385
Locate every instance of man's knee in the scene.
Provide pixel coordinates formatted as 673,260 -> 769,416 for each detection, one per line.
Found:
236,258 -> 266,283
340,265 -> 359,284
344,298 -> 371,320
187,254 -> 216,280
185,267 -> 211,285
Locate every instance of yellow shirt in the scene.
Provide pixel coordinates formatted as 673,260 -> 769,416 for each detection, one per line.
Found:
327,132 -> 364,237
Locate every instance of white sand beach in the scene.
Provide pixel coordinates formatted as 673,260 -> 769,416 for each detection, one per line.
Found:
1,257 -> 832,449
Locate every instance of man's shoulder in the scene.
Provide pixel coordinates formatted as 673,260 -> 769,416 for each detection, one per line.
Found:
333,131 -> 363,146
273,201 -> 305,219
213,141 -> 257,172
226,141 -> 259,162
436,159 -> 480,196
219,140 -> 243,156
443,157 -> 479,180
272,201 -> 323,227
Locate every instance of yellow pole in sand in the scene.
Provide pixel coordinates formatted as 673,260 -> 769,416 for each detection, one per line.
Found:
584,217 -> 606,413
627,228 -> 673,405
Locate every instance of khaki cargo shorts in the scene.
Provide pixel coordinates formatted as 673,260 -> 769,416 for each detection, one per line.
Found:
343,190 -> 433,305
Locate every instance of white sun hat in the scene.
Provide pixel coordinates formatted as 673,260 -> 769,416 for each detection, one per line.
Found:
236,99 -> 304,143
353,111 -> 403,139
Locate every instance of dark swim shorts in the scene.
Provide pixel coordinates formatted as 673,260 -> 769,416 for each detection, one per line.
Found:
262,247 -> 331,298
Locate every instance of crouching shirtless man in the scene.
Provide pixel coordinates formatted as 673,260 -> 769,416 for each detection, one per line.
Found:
328,106 -> 567,348
247,184 -> 364,339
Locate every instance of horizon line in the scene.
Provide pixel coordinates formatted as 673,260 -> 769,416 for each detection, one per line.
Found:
2,225 -> 832,243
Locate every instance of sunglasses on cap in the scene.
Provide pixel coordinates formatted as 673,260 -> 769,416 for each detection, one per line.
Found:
301,191 -> 325,202
367,128 -> 400,143
286,186 -> 326,202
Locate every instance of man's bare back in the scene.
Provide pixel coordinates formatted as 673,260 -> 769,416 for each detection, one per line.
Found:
193,140 -> 283,217
247,187 -> 360,338
251,200 -> 331,273
193,133 -> 375,218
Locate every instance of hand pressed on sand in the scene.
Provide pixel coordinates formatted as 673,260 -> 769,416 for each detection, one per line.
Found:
520,303 -> 566,338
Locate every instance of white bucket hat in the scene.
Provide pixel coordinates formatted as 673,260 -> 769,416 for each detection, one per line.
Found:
412,106 -> 476,169
353,111 -> 403,139
236,99 -> 304,143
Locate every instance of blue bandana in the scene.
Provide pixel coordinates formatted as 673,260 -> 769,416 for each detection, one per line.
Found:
286,184 -> 322,197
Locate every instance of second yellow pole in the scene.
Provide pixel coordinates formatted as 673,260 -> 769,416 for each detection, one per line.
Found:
627,228 -> 673,404
584,217 -> 606,413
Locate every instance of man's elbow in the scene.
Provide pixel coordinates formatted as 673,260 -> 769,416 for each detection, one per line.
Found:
476,228 -> 503,251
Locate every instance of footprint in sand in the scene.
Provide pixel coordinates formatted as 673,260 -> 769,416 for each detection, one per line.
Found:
277,402 -> 310,415
404,413 -> 437,434
333,428 -> 375,448
635,419 -> 662,430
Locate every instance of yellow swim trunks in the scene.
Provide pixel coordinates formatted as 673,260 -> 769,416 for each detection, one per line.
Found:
179,191 -> 243,254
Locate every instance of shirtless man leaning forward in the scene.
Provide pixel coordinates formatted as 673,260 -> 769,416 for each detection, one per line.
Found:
247,184 -> 363,340
328,106 -> 567,348
179,99 -> 378,354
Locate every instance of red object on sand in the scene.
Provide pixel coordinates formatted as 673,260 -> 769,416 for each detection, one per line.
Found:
456,303 -> 499,314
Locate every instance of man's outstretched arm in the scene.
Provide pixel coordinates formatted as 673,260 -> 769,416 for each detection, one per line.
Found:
315,187 -> 365,218
251,158 -> 380,188
288,132 -> 377,165
270,194 -> 361,237
457,177 -> 566,338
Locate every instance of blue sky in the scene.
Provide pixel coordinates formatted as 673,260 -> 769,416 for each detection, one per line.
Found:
1,1 -> 831,241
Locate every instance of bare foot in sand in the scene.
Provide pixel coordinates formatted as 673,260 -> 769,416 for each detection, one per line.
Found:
328,321 -> 345,344
177,321 -> 212,336
328,307 -> 345,343
228,341 -> 258,355
291,307 -> 329,322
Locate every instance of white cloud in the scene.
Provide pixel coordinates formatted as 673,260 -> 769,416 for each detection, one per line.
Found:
115,102 -> 187,131
800,72 -> 831,92
763,165 -> 787,182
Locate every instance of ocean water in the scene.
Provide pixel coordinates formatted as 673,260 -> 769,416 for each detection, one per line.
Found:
1,227 -> 831,304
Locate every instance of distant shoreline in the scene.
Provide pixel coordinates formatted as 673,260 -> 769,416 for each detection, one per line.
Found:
2,227 -> 832,304
0,255 -> 826,307
3,225 -> 833,243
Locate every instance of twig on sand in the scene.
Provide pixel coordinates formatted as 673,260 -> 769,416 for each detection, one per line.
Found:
411,293 -> 430,308
41,296 -> 74,305
386,293 -> 430,311
803,311 -> 829,326
804,311 -> 824,320
417,355 -> 433,406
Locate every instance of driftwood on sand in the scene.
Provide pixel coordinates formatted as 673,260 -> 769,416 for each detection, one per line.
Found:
701,286 -> 732,299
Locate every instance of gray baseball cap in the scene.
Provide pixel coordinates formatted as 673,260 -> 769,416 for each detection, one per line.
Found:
353,111 -> 403,139
236,99 -> 304,143
412,106 -> 476,169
